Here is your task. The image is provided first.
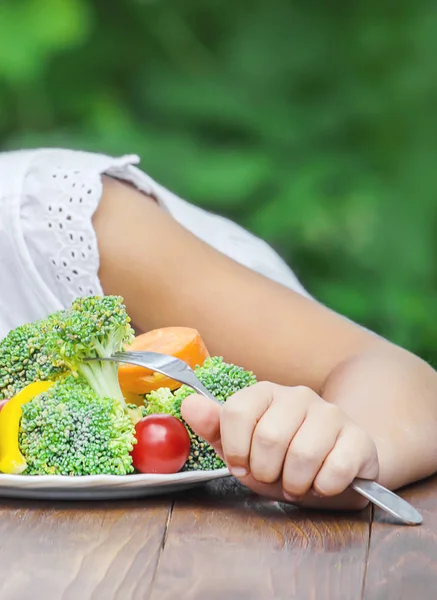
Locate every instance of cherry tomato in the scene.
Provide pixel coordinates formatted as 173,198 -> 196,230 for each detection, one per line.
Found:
0,399 -> 10,412
131,414 -> 190,474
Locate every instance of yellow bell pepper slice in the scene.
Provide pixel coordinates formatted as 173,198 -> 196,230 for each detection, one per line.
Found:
0,381 -> 54,474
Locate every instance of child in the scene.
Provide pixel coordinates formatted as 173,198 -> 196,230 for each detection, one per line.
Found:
1,147 -> 437,509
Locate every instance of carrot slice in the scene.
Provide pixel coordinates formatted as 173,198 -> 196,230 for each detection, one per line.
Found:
118,327 -> 210,394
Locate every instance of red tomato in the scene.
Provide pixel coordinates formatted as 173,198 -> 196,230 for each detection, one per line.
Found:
0,399 -> 10,412
131,414 -> 191,474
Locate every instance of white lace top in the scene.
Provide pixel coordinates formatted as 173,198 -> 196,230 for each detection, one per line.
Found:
0,148 -> 309,339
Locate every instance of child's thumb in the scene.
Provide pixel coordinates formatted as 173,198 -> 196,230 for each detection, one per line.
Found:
180,394 -> 223,458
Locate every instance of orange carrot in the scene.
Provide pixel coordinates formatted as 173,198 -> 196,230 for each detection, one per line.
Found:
118,327 -> 210,394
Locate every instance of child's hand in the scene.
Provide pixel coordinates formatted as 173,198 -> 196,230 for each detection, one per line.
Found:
181,382 -> 379,507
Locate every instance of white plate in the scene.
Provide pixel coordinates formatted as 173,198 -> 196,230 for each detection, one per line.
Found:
0,468 -> 231,500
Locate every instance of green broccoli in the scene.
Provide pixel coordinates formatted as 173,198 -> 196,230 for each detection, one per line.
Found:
176,356 -> 257,403
19,376 -> 136,476
145,387 -> 180,417
1,296 -> 139,476
0,311 -> 69,400
48,295 -> 134,405
144,356 -> 257,471
0,295 -> 134,408
1,298 -> 256,476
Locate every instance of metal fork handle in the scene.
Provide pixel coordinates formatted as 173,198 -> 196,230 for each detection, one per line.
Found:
351,478 -> 422,525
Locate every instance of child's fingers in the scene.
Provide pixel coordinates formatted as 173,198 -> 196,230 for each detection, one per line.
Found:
281,403 -> 343,498
219,382 -> 278,476
180,394 -> 223,458
313,426 -> 379,497
249,394 -> 307,483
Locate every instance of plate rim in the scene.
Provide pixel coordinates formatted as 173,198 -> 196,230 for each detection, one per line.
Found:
0,467 -> 231,486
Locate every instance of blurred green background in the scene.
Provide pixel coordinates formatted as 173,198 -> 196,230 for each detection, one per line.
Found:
1,0 -> 437,362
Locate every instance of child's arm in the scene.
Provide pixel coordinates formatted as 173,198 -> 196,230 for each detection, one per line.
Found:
180,350 -> 437,510
94,176 -> 437,504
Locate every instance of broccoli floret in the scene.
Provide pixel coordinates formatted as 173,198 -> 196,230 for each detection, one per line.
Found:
0,296 -> 134,405
145,388 -> 180,417
0,311 -> 69,400
144,357 -> 256,471
1,296 -> 138,477
49,296 -> 134,405
19,376 -> 136,476
176,356 -> 257,404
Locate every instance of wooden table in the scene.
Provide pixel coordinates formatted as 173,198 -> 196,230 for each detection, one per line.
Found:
0,475 -> 436,600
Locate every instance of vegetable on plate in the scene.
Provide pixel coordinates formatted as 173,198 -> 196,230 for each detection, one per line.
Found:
19,376 -> 136,476
0,295 -> 256,477
144,356 -> 257,471
0,381 -> 54,474
118,326 -> 210,395
131,414 -> 190,474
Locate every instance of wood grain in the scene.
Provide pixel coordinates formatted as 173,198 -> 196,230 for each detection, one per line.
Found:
2,476 -> 434,599
149,478 -> 371,600
0,498 -> 172,600
363,474 -> 437,600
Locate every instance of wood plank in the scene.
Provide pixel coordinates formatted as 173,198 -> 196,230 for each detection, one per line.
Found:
363,474 -> 437,600
149,478 -> 371,600
0,497 -> 172,600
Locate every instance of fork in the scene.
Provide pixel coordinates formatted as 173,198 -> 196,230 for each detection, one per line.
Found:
88,350 -> 423,525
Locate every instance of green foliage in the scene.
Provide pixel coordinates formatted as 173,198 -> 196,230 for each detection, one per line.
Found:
1,0 -> 437,362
